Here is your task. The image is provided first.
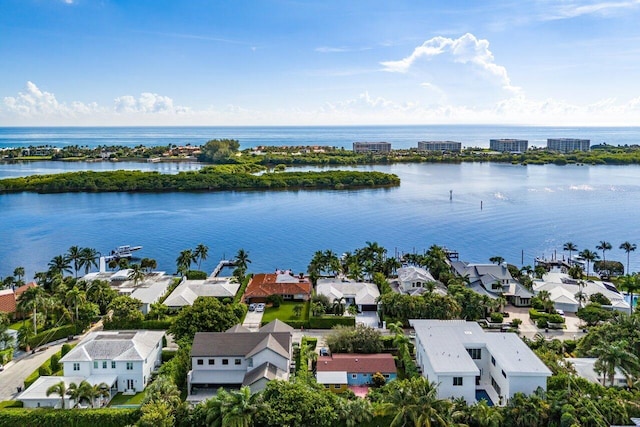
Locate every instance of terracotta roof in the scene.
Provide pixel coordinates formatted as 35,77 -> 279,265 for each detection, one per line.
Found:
317,353 -> 397,374
243,273 -> 311,300
15,282 -> 37,297
0,289 -> 16,314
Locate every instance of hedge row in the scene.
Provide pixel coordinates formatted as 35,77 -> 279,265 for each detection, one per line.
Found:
0,408 -> 140,427
28,325 -> 78,349
529,309 -> 565,324
308,316 -> 355,329
0,347 -> 13,364
103,319 -> 173,330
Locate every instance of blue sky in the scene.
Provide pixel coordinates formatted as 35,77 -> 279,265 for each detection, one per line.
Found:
1,0 -> 639,125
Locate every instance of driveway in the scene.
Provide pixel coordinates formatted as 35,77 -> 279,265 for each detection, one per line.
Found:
503,305 -> 586,340
242,310 -> 264,331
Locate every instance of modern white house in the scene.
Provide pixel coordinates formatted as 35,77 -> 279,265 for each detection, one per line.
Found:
534,272 -> 630,313
410,320 -> 551,406
316,278 -> 380,312
59,330 -> 164,393
164,276 -> 240,309
187,320 -> 293,402
397,266 -> 438,295
565,358 -> 628,387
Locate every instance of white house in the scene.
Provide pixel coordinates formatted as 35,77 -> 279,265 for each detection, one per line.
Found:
565,358 -> 628,387
164,276 -> 240,309
451,261 -> 533,306
59,330 -> 164,393
18,375 -> 116,409
187,320 -> 293,402
316,278 -> 380,312
410,320 -> 551,406
397,266 -> 438,295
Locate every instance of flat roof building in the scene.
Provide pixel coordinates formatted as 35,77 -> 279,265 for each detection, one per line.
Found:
547,138 -> 590,153
353,142 -> 391,153
489,139 -> 528,153
418,141 -> 462,152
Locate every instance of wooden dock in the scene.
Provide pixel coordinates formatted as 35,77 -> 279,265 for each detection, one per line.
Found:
211,260 -> 236,277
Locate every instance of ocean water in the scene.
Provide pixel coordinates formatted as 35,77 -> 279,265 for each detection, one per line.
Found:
1,125 -> 639,150
1,158 -> 639,280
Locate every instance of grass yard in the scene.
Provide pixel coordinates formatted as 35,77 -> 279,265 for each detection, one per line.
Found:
108,391 -> 146,406
262,301 -> 309,323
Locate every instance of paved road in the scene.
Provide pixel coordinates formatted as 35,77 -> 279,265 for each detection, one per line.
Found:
0,343 -> 65,402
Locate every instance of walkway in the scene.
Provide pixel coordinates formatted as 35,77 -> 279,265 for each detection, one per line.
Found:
211,260 -> 236,278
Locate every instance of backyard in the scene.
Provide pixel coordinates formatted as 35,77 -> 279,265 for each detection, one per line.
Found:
108,391 -> 145,407
261,301 -> 309,324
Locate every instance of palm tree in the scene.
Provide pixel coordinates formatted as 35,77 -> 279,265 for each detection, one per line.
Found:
332,297 -> 346,316
48,255 -> 72,277
127,263 -> 145,286
85,382 -> 110,408
207,386 -> 264,427
470,399 -> 503,427
194,243 -> 209,270
341,398 -> 374,427
563,242 -> 578,263
618,273 -> 640,315
17,285 -> 47,335
234,248 -> 251,273
176,249 -> 194,276
376,377 -> 449,427
620,241 -> 637,275
79,247 -> 99,275
578,249 -> 599,278
13,266 -> 25,285
66,246 -> 83,278
65,286 -> 86,322
592,340 -> 640,386
46,380 -> 68,409
596,241 -> 612,276
66,381 -> 85,408
489,256 -> 504,265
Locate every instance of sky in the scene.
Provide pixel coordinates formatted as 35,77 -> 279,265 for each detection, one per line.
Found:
1,0 -> 640,126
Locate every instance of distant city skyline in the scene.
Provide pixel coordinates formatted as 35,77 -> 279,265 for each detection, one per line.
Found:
1,0 -> 639,126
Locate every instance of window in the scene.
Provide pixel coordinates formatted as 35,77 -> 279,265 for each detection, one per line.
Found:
222,359 -> 229,365
126,362 -> 133,370
93,361 -> 98,369
247,358 -> 253,368
235,359 -> 242,365
73,363 -> 80,371
324,384 -> 330,389
208,359 -> 215,365
491,376 -> 502,395
112,361 -> 116,369
453,377 -> 463,386
102,361 -> 107,369
501,370 -> 507,379
467,348 -> 482,360
383,374 -> 390,379
491,356 -> 496,366
197,359 -> 203,366
351,374 -> 357,379
334,384 -> 341,388
476,376 -> 481,386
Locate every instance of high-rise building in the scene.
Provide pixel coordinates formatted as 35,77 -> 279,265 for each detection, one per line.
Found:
418,141 -> 462,152
547,138 -> 590,153
489,139 -> 528,153
353,142 -> 392,153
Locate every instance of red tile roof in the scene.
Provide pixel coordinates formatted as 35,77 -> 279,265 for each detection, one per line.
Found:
243,272 -> 311,301
317,353 -> 397,374
0,289 -> 16,314
15,282 -> 36,297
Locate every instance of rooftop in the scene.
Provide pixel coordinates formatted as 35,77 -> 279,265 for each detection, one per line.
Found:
243,272 -> 311,300
317,353 -> 397,374
60,330 -> 164,363
164,277 -> 240,308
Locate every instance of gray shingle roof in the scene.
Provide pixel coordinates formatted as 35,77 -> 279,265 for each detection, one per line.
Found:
60,330 -> 164,363
191,321 -> 291,358
242,362 -> 282,386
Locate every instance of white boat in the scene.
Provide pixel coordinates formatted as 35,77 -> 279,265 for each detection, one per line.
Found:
109,245 -> 143,259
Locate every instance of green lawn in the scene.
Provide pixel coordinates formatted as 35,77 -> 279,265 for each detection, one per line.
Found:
8,319 -> 31,331
262,301 -> 309,323
108,392 -> 146,406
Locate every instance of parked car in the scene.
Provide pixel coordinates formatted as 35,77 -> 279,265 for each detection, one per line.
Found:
256,303 -> 266,312
0,364 -> 4,372
319,347 -> 329,356
248,303 -> 256,312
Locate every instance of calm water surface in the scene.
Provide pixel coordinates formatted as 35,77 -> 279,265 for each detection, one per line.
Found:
1,162 -> 638,278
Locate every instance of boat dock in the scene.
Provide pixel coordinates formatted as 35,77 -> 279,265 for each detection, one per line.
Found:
211,260 -> 236,277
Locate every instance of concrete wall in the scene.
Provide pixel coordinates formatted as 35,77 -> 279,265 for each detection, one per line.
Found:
436,373 -> 476,403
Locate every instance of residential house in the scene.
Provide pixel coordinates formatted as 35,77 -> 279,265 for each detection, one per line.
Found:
316,353 -> 397,393
187,319 -> 293,401
451,261 -> 533,306
18,376 -> 114,409
534,272 -> 630,313
565,358 -> 628,387
397,266 -> 438,295
164,276 -> 240,309
243,270 -> 311,304
59,330 -> 164,393
0,282 -> 37,318
410,320 -> 551,406
316,278 -> 379,312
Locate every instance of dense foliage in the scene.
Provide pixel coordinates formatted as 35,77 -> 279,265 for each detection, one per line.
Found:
169,296 -> 246,341
0,168 -> 400,194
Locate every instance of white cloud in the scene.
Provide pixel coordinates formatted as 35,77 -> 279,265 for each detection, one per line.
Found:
2,81 -> 101,117
113,93 -> 189,114
540,0 -> 640,20
381,33 -> 519,94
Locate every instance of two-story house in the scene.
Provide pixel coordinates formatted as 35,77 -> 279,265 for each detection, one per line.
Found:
187,320 -> 293,401
397,266 -> 438,295
410,320 -> 551,406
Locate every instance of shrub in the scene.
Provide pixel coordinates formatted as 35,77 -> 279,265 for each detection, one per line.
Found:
490,312 -> 504,323
536,318 -> 548,329
186,270 -> 207,280
61,343 -> 72,357
308,316 -> 355,329
0,400 -> 23,408
0,348 -> 13,364
0,408 -> 141,427
547,314 -> 565,324
49,353 -> 61,372
24,369 -> 41,389
267,294 -> 284,308
305,337 -> 318,350
162,350 -> 177,363
38,365 -> 52,376
511,318 -> 522,328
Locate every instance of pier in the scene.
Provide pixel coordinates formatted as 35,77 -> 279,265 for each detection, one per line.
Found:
211,259 -> 236,277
